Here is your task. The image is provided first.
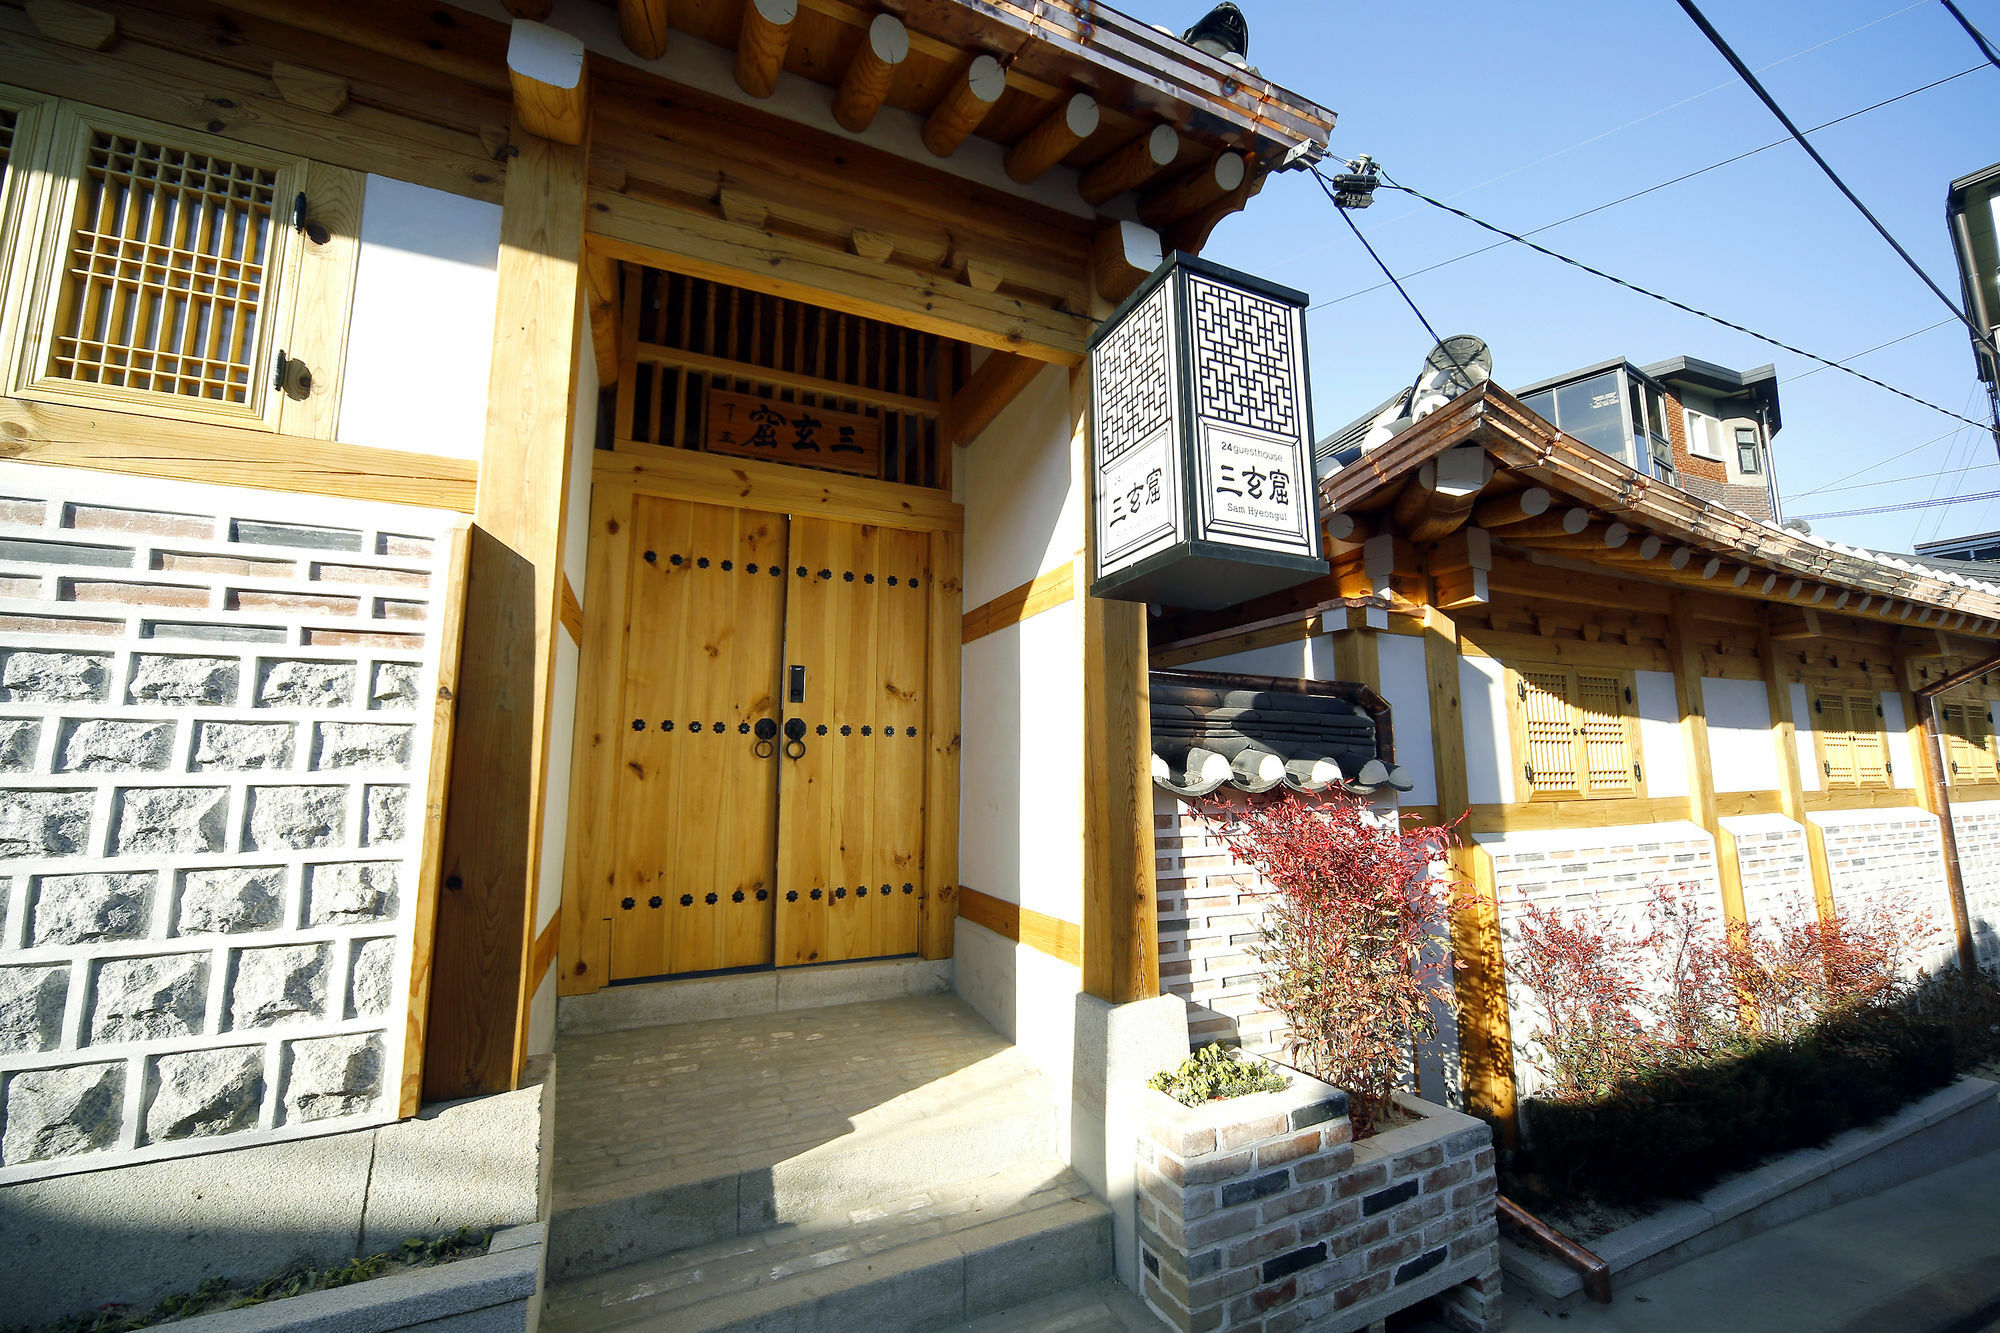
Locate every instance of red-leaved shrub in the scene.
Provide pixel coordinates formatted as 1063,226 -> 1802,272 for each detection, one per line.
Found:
1205,793 -> 1460,1133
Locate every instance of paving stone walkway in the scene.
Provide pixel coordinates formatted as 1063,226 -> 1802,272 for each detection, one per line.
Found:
553,993 -> 1052,1211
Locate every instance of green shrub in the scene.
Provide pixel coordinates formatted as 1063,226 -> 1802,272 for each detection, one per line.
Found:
1513,1006 -> 1954,1209
1148,1043 -> 1291,1108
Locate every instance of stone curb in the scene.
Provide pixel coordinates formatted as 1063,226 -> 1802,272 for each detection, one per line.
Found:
143,1223 -> 544,1333
1503,1077 -> 2000,1308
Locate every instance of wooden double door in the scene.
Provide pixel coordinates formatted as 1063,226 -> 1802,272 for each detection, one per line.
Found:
606,495 -> 931,979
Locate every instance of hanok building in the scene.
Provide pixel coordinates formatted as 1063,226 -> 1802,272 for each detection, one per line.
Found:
1154,379 -> 2000,1129
0,0 -> 1402,1329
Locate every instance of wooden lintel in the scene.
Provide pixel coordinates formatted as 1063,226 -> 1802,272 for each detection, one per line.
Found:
271,61 -> 349,115
950,350 -> 1045,447
26,0 -> 117,49
508,19 -> 589,146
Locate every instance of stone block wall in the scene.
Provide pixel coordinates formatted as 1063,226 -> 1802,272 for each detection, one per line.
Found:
1136,1072 -> 1498,1333
0,462 -> 459,1182
1950,801 -> 2000,968
1721,813 -> 1816,925
1153,791 -> 1285,1057
1809,809 -> 1957,973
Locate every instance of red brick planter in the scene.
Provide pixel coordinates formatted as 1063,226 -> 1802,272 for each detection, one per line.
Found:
1136,1065 -> 1500,1333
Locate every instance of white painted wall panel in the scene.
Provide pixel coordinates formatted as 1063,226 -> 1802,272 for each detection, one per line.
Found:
1635,670 -> 1687,797
563,321 -> 598,597
1791,682 -> 1821,790
1882,691 -> 1916,788
337,176 -> 501,462
1703,677 -> 1777,793
961,364 -> 1077,607
1183,638 -> 1312,678
1376,635 -> 1435,805
536,630 -> 578,938
1462,656 -> 1510,806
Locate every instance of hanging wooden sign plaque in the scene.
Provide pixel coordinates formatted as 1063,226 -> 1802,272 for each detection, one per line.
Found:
704,387 -> 883,477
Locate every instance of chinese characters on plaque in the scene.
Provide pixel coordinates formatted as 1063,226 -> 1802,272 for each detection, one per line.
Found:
704,387 -> 883,478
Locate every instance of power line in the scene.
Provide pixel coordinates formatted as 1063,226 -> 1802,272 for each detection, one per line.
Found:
1793,486 -> 2000,520
1374,176 -> 1991,430
1942,0 -> 2000,70
1792,460 -> 1999,498
1788,426 -> 1970,495
1677,0 -> 1995,361
1782,318 -> 1958,382
1309,68 -> 1983,314
1312,168 -> 1471,389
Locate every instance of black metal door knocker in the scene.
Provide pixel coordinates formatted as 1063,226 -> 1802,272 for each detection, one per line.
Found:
783,717 -> 807,759
753,717 -> 778,759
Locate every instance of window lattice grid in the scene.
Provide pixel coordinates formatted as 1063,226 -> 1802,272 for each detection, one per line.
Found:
1574,672 -> 1635,794
0,106 -> 17,188
47,131 -> 280,405
1816,691 -> 1891,788
1521,669 -> 1579,794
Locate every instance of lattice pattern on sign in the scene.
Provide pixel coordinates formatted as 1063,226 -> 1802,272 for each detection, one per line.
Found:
0,461 -> 456,1185
1188,275 -> 1299,439
1094,282 -> 1173,463
47,131 -> 281,406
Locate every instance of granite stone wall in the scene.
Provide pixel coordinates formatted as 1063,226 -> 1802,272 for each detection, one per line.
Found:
1809,808 -> 1957,973
1949,800 -> 2000,968
0,462 -> 458,1182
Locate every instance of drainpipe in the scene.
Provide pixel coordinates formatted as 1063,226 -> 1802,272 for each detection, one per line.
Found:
1917,649 -> 2000,974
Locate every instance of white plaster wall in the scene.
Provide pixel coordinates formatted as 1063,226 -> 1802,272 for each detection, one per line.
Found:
1462,656 -> 1511,806
1376,635 -> 1436,805
1703,676 -> 1778,793
337,176 -> 502,461
951,917 -> 1080,1158
1791,682 -> 1822,791
1882,691 -> 1917,789
961,364 -> 1078,607
1182,638 -> 1313,679
563,331 -> 598,598
1635,669 -> 1687,798
525,965 -> 556,1058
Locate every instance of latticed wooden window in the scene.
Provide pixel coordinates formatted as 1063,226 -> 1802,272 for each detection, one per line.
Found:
1941,701 -> 1999,785
12,108 -> 301,423
1516,664 -> 1640,798
0,105 -> 19,188
1814,690 -> 1890,788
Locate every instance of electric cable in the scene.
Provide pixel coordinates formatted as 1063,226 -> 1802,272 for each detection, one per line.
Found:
1942,0 -> 2000,71
1782,318 -> 1958,383
1369,174 -> 1991,430
1308,68 -> 1983,314
1677,0 -> 1997,360
1793,460 -> 1998,499
1793,486 -> 2000,520
1788,426 -> 1970,495
1311,168 -> 1475,389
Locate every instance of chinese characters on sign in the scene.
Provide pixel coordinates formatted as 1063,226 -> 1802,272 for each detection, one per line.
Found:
704,387 -> 883,478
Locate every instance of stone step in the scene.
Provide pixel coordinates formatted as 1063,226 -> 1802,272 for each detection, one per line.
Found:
948,1279 -> 1164,1332
542,1161 -> 1112,1333
547,996 -> 1060,1283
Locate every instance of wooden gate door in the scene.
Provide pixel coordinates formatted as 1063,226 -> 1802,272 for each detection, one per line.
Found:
774,517 -> 931,966
609,495 -> 787,979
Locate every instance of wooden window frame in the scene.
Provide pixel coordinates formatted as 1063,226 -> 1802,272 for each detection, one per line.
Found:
1808,687 -> 1894,790
0,99 -> 325,432
1505,661 -> 1644,802
1941,697 -> 2000,787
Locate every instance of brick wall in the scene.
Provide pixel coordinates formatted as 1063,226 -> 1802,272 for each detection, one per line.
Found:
1722,813 -> 1816,924
0,462 -> 458,1182
1482,821 -> 1720,1097
1154,791 -> 1284,1056
1136,1074 -> 1498,1333
1808,809 -> 1957,973
1952,800 -> 2000,968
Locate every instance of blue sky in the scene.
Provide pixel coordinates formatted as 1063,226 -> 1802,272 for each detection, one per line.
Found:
1144,0 -> 2000,553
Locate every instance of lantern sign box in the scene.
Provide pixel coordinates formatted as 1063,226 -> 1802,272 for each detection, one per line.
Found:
1089,253 -> 1327,610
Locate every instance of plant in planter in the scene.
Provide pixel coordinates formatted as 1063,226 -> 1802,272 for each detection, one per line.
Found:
1147,1041 -> 1291,1107
1206,792 -> 1460,1134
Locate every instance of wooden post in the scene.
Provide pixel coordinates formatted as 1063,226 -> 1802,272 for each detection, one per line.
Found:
426,122 -> 587,1100
1078,367 -> 1157,1002
922,527 -> 963,960
1423,598 -> 1518,1139
1901,643 -> 1980,973
1761,620 -> 1836,920
1668,596 -> 1749,934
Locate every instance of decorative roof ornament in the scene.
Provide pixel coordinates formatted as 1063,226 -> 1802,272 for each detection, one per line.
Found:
1183,2 -> 1250,65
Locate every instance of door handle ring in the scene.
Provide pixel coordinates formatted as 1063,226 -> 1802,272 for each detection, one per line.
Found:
755,739 -> 776,759
785,738 -> 806,759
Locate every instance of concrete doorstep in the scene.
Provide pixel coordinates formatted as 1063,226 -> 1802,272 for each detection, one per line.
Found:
1504,1077 -> 2000,1311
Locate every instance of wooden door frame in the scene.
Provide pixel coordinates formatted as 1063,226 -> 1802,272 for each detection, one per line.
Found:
558,443 -> 965,995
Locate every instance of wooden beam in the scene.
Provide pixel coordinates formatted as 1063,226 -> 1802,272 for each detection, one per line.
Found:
1079,124 -> 1179,206
617,0 -> 670,59
958,887 -> 1080,966
25,0 -> 116,48
1091,220 -> 1163,307
923,529 -> 964,960
1670,595 -> 1749,938
950,350 -> 1046,447
848,228 -> 895,262
400,521 -> 471,1117
1390,445 -> 1494,542
734,0 -> 796,99
1005,92 -> 1100,184
635,341 -> 937,418
963,562 -> 1076,644
922,53 -> 1006,158
600,439 -> 965,532
426,125 -> 586,1099
508,19 -> 588,147
1162,167 -> 1262,254
271,61 -> 349,116
832,11 -> 908,132
1138,151 -> 1246,228
584,250 -> 620,389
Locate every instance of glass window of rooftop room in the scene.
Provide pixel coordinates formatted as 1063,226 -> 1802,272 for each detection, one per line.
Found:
1685,407 -> 1726,461
1521,389 -> 1556,424
1554,372 -> 1629,460
1735,426 -> 1761,474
